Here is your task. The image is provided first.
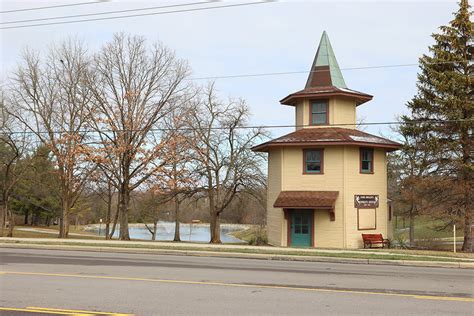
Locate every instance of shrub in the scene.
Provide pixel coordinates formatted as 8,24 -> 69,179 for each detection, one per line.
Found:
393,230 -> 409,249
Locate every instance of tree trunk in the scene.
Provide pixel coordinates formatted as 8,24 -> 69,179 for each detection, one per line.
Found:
109,193 -> 120,240
5,195 -> 13,237
24,209 -> 29,225
105,221 -> 110,240
7,209 -> 14,237
460,119 -> 472,252
32,212 -> 40,226
209,210 -> 221,244
409,206 -> 415,246
59,195 -> 70,238
119,184 -> 130,241
462,209 -> 472,252
173,196 -> 180,242
208,184 -> 221,244
152,220 -> 157,241
59,212 -> 69,238
32,211 -> 37,226
0,204 -> 5,237
105,189 -> 112,240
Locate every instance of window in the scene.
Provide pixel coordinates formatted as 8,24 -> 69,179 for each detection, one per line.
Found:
293,212 -> 310,234
311,100 -> 328,125
360,148 -> 374,173
304,149 -> 323,174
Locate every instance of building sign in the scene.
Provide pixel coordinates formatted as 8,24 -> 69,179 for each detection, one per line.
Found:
354,195 -> 379,208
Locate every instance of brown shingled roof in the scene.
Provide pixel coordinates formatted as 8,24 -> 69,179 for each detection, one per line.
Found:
252,127 -> 401,152
280,86 -> 373,106
273,191 -> 339,209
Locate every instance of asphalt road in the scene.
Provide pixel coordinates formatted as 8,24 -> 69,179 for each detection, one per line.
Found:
0,248 -> 473,315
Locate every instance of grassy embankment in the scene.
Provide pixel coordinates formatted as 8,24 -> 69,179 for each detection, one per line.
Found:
2,226 -> 100,239
230,226 -> 267,245
394,215 -> 462,239
393,216 -> 467,250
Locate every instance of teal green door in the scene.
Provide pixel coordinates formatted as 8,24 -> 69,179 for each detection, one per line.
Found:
290,209 -> 313,247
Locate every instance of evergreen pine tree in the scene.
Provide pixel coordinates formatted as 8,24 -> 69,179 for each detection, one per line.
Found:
400,0 -> 473,251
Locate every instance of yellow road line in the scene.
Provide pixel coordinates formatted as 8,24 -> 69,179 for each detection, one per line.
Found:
413,295 -> 474,302
0,307 -> 89,315
27,307 -> 132,316
2,270 -> 473,303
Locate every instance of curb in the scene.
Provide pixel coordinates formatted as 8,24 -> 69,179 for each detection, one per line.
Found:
1,243 -> 473,269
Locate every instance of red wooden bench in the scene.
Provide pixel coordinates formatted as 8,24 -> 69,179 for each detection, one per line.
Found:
362,233 -> 390,248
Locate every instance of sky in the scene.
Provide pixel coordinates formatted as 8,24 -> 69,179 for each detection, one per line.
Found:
0,0 -> 460,140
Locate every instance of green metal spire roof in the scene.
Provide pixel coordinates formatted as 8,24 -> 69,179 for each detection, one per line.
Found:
305,31 -> 347,89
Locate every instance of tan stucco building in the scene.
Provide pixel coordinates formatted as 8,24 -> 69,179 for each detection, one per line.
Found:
253,32 -> 401,248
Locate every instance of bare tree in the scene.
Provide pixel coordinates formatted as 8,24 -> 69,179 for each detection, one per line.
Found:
188,84 -> 267,243
9,40 -> 95,238
90,172 -> 117,239
388,127 -> 430,246
157,105 -> 198,242
86,33 -> 189,240
132,190 -> 169,241
0,89 -> 31,237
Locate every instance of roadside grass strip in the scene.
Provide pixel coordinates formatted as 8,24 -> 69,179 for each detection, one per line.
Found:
2,271 -> 473,303
1,239 -> 472,263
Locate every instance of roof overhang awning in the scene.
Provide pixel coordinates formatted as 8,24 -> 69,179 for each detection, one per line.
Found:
280,90 -> 373,106
251,127 -> 402,153
274,191 -> 339,209
252,140 -> 401,152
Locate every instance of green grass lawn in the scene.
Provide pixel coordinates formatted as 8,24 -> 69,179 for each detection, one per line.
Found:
393,216 -> 469,251
394,216 -> 462,239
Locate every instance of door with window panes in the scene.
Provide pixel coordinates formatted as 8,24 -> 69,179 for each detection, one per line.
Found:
290,209 -> 313,247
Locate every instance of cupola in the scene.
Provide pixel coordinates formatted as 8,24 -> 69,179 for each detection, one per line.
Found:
280,32 -> 373,130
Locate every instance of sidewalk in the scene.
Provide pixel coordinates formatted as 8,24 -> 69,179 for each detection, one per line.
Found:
1,237 -> 473,269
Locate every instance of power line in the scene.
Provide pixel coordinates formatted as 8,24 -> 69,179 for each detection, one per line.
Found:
0,1 -> 274,30
0,0 -> 108,14
187,60 -> 470,80
0,1 -> 216,25
2,118 -> 473,136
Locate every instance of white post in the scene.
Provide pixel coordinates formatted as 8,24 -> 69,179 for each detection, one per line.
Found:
453,224 -> 456,253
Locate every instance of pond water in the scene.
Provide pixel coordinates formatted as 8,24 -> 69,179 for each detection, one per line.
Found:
86,221 -> 246,243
